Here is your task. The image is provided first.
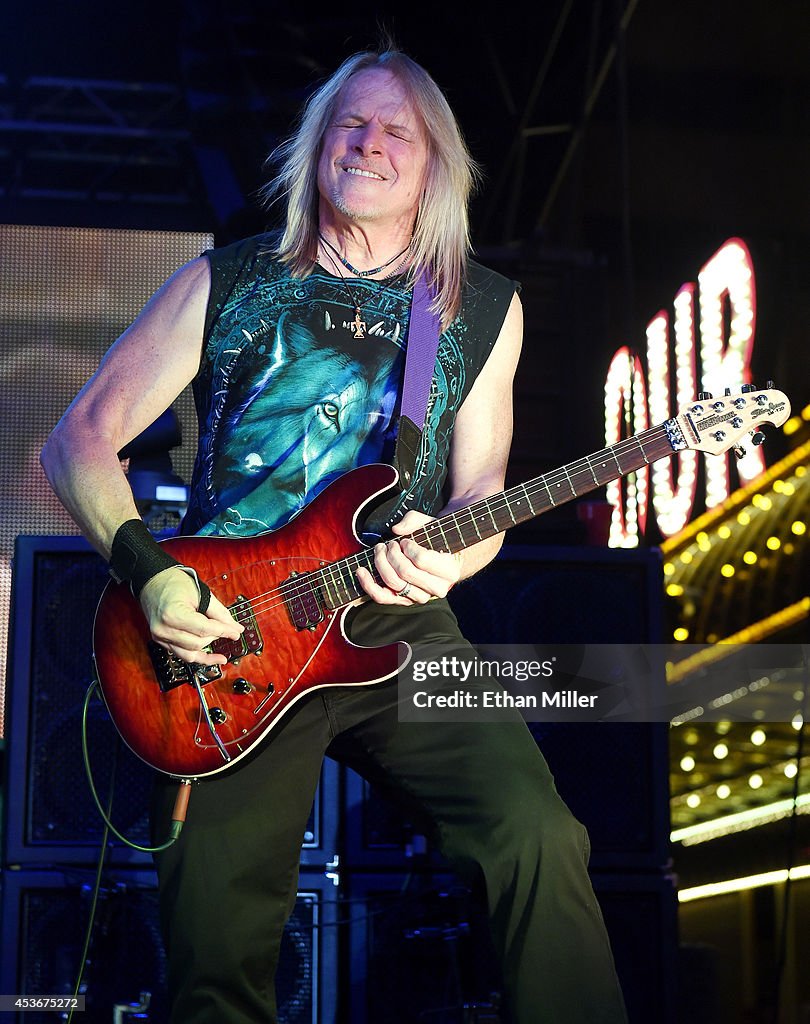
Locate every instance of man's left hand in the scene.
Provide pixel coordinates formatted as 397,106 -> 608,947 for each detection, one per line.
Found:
355,510 -> 462,605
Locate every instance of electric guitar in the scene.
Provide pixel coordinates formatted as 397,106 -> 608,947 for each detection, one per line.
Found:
93,385 -> 791,777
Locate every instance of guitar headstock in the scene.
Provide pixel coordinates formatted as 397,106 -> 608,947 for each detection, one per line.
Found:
672,384 -> 791,456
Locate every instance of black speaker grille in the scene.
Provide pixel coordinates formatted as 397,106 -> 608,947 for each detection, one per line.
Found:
28,550 -> 154,847
2,872 -> 332,1024
347,874 -> 501,1024
20,878 -> 167,1024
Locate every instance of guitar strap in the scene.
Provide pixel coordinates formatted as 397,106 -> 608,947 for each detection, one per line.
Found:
392,274 -> 442,491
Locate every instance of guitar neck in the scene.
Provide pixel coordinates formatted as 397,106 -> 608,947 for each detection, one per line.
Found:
318,419 -> 681,609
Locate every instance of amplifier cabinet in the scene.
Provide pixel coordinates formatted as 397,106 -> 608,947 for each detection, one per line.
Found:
0,867 -> 339,1024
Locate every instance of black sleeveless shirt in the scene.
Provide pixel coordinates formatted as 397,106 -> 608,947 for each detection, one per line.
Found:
182,234 -> 516,538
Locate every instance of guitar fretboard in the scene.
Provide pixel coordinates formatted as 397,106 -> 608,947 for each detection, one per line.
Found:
305,420 -> 679,611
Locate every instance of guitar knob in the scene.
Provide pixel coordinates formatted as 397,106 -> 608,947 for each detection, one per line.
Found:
209,707 -> 228,724
751,431 -> 766,446
697,391 -> 713,400
233,678 -> 252,694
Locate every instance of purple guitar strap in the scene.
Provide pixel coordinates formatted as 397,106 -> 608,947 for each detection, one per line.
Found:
393,273 -> 442,491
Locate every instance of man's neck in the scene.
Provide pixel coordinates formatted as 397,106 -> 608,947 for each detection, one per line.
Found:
317,210 -> 414,276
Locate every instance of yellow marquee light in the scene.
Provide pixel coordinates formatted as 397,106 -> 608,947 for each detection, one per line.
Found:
678,864 -> 810,902
672,794 -> 810,845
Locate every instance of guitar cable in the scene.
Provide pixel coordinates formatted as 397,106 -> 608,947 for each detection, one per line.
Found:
66,679 -> 191,1022
81,677 -> 192,852
65,734 -> 114,1024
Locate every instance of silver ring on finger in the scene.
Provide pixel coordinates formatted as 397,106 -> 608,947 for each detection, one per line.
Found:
396,582 -> 412,598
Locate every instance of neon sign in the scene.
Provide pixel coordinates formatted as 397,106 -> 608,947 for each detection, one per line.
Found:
605,238 -> 761,547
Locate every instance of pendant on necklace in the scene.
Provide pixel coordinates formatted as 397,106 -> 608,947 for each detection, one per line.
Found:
351,307 -> 367,339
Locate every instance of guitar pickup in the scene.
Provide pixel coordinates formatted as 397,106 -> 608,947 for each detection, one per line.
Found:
283,572 -> 325,631
209,593 -> 264,661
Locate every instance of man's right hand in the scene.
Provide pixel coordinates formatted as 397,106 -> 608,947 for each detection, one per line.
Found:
139,566 -> 244,666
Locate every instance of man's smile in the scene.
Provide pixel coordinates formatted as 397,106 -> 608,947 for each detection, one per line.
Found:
342,166 -> 386,180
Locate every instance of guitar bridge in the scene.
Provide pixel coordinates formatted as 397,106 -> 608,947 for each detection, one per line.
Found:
149,594 -> 263,691
149,642 -> 217,693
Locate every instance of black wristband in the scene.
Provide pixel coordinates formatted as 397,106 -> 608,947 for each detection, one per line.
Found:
109,519 -> 180,597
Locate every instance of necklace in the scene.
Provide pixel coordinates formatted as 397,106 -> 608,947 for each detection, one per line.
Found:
318,241 -> 411,340
318,232 -> 411,278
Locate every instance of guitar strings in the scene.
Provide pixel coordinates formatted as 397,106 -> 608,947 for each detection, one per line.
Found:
224,425 -> 666,624
215,424 -> 669,633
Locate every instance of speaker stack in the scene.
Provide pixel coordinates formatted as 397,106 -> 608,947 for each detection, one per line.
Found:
1,535 -> 339,1024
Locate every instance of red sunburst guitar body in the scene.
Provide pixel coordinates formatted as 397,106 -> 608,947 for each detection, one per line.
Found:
93,463 -> 405,779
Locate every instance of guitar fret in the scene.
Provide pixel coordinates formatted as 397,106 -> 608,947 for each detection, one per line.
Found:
338,559 -> 355,600
321,566 -> 339,608
434,518 -> 451,551
421,529 -> 436,551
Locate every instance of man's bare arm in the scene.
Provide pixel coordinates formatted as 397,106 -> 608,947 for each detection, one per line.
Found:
41,256 -> 243,663
41,257 -> 210,555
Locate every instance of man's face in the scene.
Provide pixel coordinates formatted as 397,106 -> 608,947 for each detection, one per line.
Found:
317,68 -> 429,233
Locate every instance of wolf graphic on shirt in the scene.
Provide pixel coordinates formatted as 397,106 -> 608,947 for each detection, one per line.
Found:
195,305 -> 404,536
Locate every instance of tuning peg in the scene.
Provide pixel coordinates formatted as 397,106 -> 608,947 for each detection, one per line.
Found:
724,387 -> 732,396
751,431 -> 766,446
697,391 -> 713,400
741,384 -> 756,393
766,380 -> 774,389
732,445 -> 746,460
